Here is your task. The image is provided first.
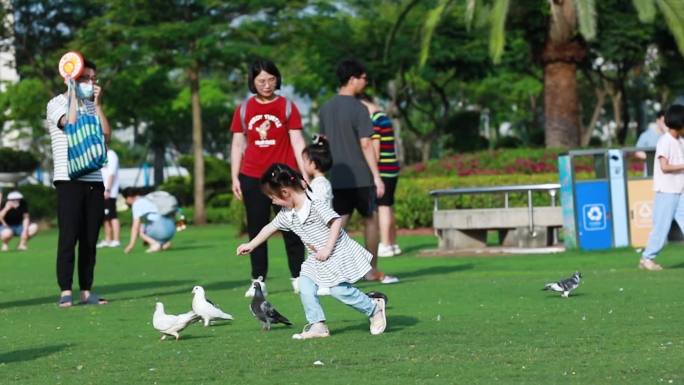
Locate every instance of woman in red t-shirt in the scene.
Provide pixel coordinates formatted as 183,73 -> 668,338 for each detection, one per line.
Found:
230,59 -> 307,297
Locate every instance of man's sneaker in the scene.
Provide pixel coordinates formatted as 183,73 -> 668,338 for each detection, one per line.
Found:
109,241 -> 121,248
378,243 -> 395,257
96,241 -> 110,248
369,298 -> 387,335
317,286 -> 331,296
291,277 -> 300,294
245,277 -> 267,297
392,244 -> 402,255
292,322 -> 330,340
381,274 -> 400,284
639,258 -> 663,271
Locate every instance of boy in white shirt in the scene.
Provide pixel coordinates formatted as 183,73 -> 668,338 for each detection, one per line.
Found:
640,104 -> 684,271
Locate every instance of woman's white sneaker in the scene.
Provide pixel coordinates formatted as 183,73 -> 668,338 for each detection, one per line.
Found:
245,277 -> 267,297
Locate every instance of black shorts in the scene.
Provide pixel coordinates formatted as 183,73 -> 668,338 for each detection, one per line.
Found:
103,198 -> 118,220
377,176 -> 398,206
332,187 -> 377,218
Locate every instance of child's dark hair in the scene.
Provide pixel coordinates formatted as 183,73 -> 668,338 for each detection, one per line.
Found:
121,186 -> 154,198
665,104 -> 684,129
336,58 -> 366,87
260,163 -> 307,197
303,134 -> 332,173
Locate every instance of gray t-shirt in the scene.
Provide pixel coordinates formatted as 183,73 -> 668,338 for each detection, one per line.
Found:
319,95 -> 374,188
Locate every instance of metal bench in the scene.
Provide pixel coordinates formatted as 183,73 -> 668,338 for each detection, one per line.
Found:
430,184 -> 562,250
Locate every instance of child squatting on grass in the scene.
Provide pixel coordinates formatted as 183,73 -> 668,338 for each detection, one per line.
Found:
236,163 -> 387,339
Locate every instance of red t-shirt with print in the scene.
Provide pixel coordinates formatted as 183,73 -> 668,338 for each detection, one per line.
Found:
230,96 -> 302,178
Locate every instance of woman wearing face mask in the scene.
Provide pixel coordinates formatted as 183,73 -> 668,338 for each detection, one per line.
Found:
46,58 -> 111,308
230,58 -> 308,298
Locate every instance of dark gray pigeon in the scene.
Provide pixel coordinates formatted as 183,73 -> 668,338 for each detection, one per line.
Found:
249,282 -> 292,330
543,271 -> 582,298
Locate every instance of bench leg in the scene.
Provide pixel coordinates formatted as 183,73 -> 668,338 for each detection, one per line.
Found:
437,229 -> 487,250
502,227 -> 552,248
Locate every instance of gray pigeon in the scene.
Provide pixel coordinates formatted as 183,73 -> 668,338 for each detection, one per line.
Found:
250,282 -> 292,330
191,286 -> 233,326
152,302 -> 200,340
543,271 -> 582,298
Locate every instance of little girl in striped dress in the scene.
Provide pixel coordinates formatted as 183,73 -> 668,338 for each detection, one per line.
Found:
236,163 -> 387,339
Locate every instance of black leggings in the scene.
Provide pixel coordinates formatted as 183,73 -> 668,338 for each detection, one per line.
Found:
240,174 -> 304,280
55,181 -> 105,291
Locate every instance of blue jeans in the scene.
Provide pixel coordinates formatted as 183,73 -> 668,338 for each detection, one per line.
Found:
642,192 -> 684,260
144,217 -> 176,244
0,224 -> 23,236
299,275 -> 376,324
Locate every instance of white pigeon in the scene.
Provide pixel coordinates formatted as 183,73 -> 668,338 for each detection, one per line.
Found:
152,302 -> 200,340
191,286 -> 233,326
543,271 -> 582,298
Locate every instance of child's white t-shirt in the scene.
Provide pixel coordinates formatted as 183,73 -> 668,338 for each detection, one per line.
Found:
310,176 -> 333,206
653,132 -> 684,193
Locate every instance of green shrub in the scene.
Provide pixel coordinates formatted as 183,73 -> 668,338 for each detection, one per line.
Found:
0,148 -> 39,172
208,193 -> 232,208
17,184 -> 57,221
178,155 -> 231,202
159,176 -> 193,206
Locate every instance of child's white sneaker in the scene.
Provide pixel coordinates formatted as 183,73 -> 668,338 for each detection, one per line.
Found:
292,322 -> 330,340
109,241 -> 121,248
369,298 -> 387,335
392,244 -> 402,255
245,277 -> 266,297
96,240 -> 110,248
316,286 -> 331,296
378,243 -> 395,257
291,277 -> 300,294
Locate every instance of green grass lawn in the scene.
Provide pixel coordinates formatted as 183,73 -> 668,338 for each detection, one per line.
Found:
1,225 -> 683,384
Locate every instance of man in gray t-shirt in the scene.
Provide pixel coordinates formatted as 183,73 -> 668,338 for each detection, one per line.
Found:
319,59 -> 398,285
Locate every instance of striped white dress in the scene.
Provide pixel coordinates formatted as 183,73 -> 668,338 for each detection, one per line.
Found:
46,94 -> 102,183
270,199 -> 372,288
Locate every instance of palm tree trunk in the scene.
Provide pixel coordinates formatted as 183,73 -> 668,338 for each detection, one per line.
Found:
541,39 -> 586,148
189,63 -> 206,225
544,61 -> 580,147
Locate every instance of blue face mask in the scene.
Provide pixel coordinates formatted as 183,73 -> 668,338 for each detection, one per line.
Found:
77,82 -> 94,100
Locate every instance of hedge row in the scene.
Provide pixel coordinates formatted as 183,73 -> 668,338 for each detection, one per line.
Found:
14,172 -> 561,230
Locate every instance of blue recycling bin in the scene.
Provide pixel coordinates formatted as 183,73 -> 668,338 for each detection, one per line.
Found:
558,149 -> 629,250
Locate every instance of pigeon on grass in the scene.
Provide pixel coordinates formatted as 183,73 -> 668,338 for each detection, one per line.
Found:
191,286 -> 233,326
152,302 -> 200,341
250,282 -> 292,330
543,271 -> 582,298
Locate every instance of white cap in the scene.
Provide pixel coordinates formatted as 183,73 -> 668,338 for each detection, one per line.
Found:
6,191 -> 23,200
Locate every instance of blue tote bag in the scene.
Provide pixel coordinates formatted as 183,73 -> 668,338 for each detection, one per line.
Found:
64,93 -> 107,179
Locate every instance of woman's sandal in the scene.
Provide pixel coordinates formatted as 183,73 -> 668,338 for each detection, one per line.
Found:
58,294 -> 73,308
80,293 -> 108,305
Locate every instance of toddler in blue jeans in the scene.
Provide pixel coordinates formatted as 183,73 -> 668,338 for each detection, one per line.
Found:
640,104 -> 684,271
237,163 -> 387,339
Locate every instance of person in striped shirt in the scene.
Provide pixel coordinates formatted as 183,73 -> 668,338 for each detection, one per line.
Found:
360,95 -> 401,257
46,59 -> 111,308
236,164 -> 387,339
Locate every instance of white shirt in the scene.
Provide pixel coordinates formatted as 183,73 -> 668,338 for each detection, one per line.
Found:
101,149 -> 120,197
46,94 -> 102,182
310,176 -> 333,207
653,132 -> 684,193
132,197 -> 161,222
271,200 -> 372,288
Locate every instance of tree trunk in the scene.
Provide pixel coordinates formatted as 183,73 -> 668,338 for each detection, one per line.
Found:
609,89 -> 622,146
386,80 -> 404,165
189,64 -> 206,225
544,61 -> 580,147
153,144 -> 165,186
580,87 -> 606,146
541,40 -> 586,148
